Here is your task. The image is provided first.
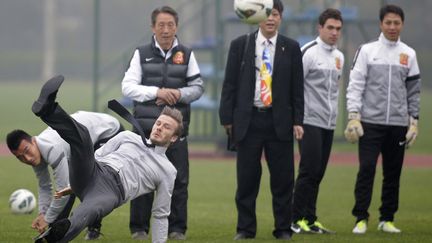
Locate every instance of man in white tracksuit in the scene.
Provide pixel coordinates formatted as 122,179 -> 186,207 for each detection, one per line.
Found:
31,75 -> 181,243
7,111 -> 123,240
345,4 -> 421,234
291,8 -> 344,234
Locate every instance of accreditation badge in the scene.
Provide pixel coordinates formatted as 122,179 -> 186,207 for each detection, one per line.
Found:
173,51 -> 184,64
335,57 -> 341,70
399,53 -> 408,66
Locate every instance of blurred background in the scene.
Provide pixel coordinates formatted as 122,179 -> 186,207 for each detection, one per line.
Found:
1,0 -> 431,152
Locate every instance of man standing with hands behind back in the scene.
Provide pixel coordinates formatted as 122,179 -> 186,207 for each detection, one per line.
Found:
219,0 -> 304,240
291,8 -> 344,234
122,5 -> 204,241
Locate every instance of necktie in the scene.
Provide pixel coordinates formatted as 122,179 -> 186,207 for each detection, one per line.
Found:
108,99 -> 154,148
260,40 -> 272,106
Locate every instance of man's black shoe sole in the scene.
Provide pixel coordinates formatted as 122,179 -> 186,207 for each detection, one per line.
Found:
32,75 -> 64,116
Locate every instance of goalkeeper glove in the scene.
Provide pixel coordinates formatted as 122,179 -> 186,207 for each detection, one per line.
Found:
344,112 -> 363,143
405,116 -> 418,148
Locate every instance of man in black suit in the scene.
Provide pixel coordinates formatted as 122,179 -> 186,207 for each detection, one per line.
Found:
219,0 -> 304,240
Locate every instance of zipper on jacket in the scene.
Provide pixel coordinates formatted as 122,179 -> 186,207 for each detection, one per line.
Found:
162,56 -> 168,86
386,63 -> 392,124
327,69 -> 333,128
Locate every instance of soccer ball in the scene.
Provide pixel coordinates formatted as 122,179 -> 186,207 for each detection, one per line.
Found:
234,0 -> 273,24
9,189 -> 36,214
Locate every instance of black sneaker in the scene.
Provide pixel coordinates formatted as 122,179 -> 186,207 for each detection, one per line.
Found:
34,218 -> 71,243
32,75 -> 64,117
85,227 -> 103,240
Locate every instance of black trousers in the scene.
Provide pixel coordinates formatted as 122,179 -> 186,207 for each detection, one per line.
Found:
40,104 -> 124,242
352,122 -> 407,222
235,109 -> 294,238
129,137 -> 189,234
292,124 -> 334,224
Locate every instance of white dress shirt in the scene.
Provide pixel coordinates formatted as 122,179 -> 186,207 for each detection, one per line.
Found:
254,29 -> 277,107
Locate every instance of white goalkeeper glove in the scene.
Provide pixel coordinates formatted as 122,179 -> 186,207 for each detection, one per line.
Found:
344,112 -> 363,143
405,116 -> 418,148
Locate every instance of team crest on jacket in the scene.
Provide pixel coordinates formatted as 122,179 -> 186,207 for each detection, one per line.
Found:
399,53 -> 408,66
173,51 -> 184,64
335,57 -> 341,70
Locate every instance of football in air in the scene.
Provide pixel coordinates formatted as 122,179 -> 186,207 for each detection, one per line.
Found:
234,0 -> 273,24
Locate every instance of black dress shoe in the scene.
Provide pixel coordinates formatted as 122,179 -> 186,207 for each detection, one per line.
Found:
34,218 -> 71,243
32,75 -> 64,117
233,233 -> 254,240
274,231 -> 292,240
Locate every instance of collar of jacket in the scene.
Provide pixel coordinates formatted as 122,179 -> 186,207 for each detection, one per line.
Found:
379,32 -> 400,46
151,35 -> 180,57
316,36 -> 336,51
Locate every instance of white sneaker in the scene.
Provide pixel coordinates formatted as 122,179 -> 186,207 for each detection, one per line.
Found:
378,221 -> 401,233
352,220 -> 367,234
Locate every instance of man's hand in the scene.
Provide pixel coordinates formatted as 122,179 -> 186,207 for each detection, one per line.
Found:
54,187 -> 72,199
344,112 -> 364,143
405,116 -> 418,148
32,214 -> 43,230
224,124 -> 232,136
156,88 -> 181,106
32,214 -> 48,233
294,125 -> 304,140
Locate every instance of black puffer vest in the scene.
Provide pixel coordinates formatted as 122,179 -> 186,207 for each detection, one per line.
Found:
133,39 -> 192,136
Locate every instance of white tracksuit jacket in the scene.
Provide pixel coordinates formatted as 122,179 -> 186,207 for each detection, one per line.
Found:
302,37 -> 344,129
347,33 -> 421,126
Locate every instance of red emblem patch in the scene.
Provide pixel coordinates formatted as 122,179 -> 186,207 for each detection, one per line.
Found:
335,57 -> 341,70
399,53 -> 408,66
173,51 -> 184,64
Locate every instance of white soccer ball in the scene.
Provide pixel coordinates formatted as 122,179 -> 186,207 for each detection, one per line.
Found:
234,0 -> 274,24
9,189 -> 37,214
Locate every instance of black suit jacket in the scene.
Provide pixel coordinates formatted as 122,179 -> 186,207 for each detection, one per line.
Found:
219,31 -> 304,143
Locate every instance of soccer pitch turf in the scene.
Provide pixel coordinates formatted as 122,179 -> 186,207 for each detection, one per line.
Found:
1,157 -> 431,242
0,81 -> 431,242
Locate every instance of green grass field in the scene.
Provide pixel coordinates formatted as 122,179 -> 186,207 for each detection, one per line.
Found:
0,157 -> 431,242
0,80 -> 431,242
1,80 -> 432,153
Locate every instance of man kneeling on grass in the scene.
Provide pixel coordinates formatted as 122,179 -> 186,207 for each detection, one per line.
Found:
33,75 -> 181,243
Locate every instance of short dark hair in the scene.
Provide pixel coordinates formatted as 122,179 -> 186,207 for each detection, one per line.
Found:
272,0 -> 284,15
6,129 -> 31,151
319,8 -> 343,26
151,6 -> 179,26
380,4 -> 404,22
160,106 -> 183,137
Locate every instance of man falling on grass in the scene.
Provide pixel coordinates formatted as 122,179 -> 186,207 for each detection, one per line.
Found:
32,75 -> 182,243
